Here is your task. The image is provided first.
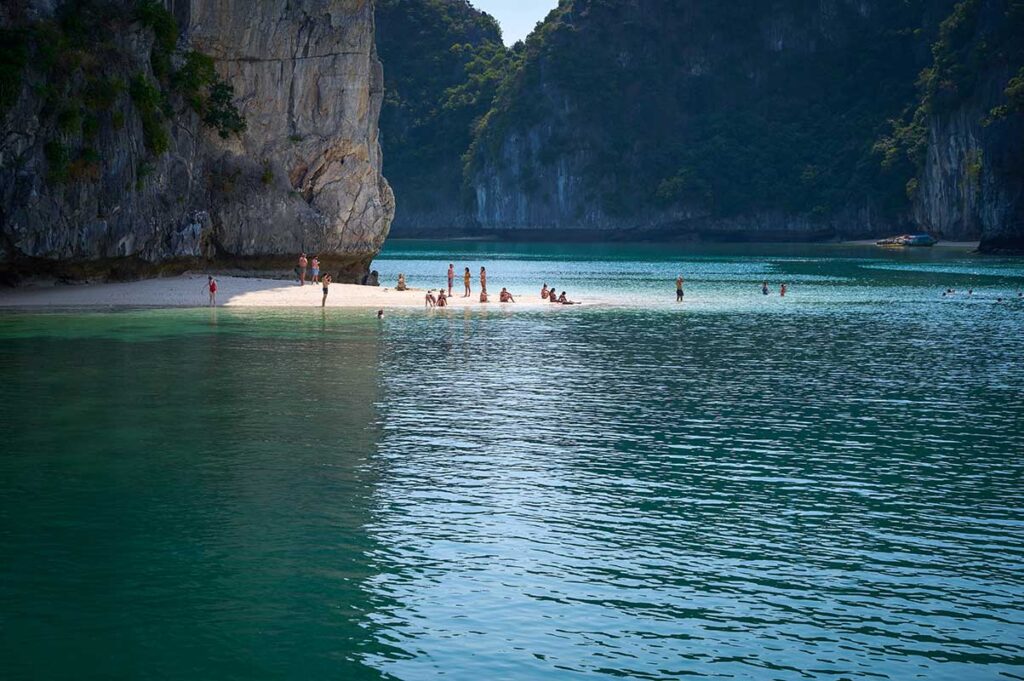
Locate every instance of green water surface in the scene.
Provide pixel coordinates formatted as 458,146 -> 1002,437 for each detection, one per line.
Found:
1,242 -> 1023,680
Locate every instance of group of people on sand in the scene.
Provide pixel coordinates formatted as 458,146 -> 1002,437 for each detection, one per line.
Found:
291,253 -> 333,306
540,284 -> 578,305
296,253 -> 325,286
422,264 -> 517,308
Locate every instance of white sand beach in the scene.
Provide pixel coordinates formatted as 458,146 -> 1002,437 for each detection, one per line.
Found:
0,274 -> 552,310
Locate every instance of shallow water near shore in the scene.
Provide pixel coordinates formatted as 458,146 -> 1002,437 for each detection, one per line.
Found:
2,242 -> 1023,680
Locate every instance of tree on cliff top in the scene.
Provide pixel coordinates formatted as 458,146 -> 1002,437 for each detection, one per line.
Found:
376,0 -> 511,224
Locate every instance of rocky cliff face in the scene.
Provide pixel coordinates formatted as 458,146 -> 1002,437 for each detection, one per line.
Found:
0,0 -> 393,281
912,0 -> 1024,251
467,0 -> 951,240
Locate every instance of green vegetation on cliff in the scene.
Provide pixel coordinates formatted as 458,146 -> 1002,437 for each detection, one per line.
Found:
467,0 -> 946,223
1,0 -> 245,185
878,0 -> 1024,182
376,0 -> 511,223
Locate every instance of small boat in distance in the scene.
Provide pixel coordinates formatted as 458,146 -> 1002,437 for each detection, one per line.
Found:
876,233 -> 938,247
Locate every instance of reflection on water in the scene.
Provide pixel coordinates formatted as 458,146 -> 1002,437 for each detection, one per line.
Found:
1,244 -> 1023,680
366,308 -> 1024,679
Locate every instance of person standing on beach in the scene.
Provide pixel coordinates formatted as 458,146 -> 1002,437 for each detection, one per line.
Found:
480,267 -> 487,294
310,256 -> 320,285
321,274 -> 332,307
676,275 -> 684,302
463,267 -> 472,297
207,276 -> 218,307
298,253 -> 308,286
448,264 -> 455,296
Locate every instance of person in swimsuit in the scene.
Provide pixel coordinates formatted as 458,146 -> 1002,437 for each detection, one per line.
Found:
207,276 -> 218,307
425,290 -> 436,308
499,288 -> 514,303
298,253 -> 308,286
436,290 -> 448,307
548,289 -> 560,303
480,267 -> 487,293
541,283 -> 549,299
463,267 -> 472,297
780,282 -> 787,297
310,256 -> 320,284
447,264 -> 455,296
479,289 -> 488,303
676,275 -> 684,302
377,309 -> 384,319
762,280 -> 769,296
397,273 -> 407,291
321,274 -> 332,307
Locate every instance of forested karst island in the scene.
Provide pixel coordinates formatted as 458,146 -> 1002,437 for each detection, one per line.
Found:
378,0 -> 1023,251
1,0 -> 1022,284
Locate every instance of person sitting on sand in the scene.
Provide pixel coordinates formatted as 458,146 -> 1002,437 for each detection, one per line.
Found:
479,289 -> 488,303
425,290 -> 436,309
206,276 -> 218,307
548,288 -> 560,303
541,284 -> 549,299
500,288 -> 515,303
321,274 -> 332,307
436,290 -> 448,307
557,291 -> 571,304
397,273 -> 407,291
463,267 -> 472,297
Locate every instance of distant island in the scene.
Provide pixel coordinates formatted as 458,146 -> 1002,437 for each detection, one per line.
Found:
378,0 -> 1023,251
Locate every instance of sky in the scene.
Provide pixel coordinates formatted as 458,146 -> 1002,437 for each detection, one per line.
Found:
470,0 -> 560,45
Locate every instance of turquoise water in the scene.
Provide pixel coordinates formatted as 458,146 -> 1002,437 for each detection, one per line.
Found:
2,242 -> 1024,680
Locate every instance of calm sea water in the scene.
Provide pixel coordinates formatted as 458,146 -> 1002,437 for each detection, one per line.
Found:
2,242 -> 1023,680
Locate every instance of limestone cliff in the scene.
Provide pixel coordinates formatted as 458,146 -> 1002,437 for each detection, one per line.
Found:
0,0 -> 393,281
910,0 -> 1024,251
466,0 -> 953,241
